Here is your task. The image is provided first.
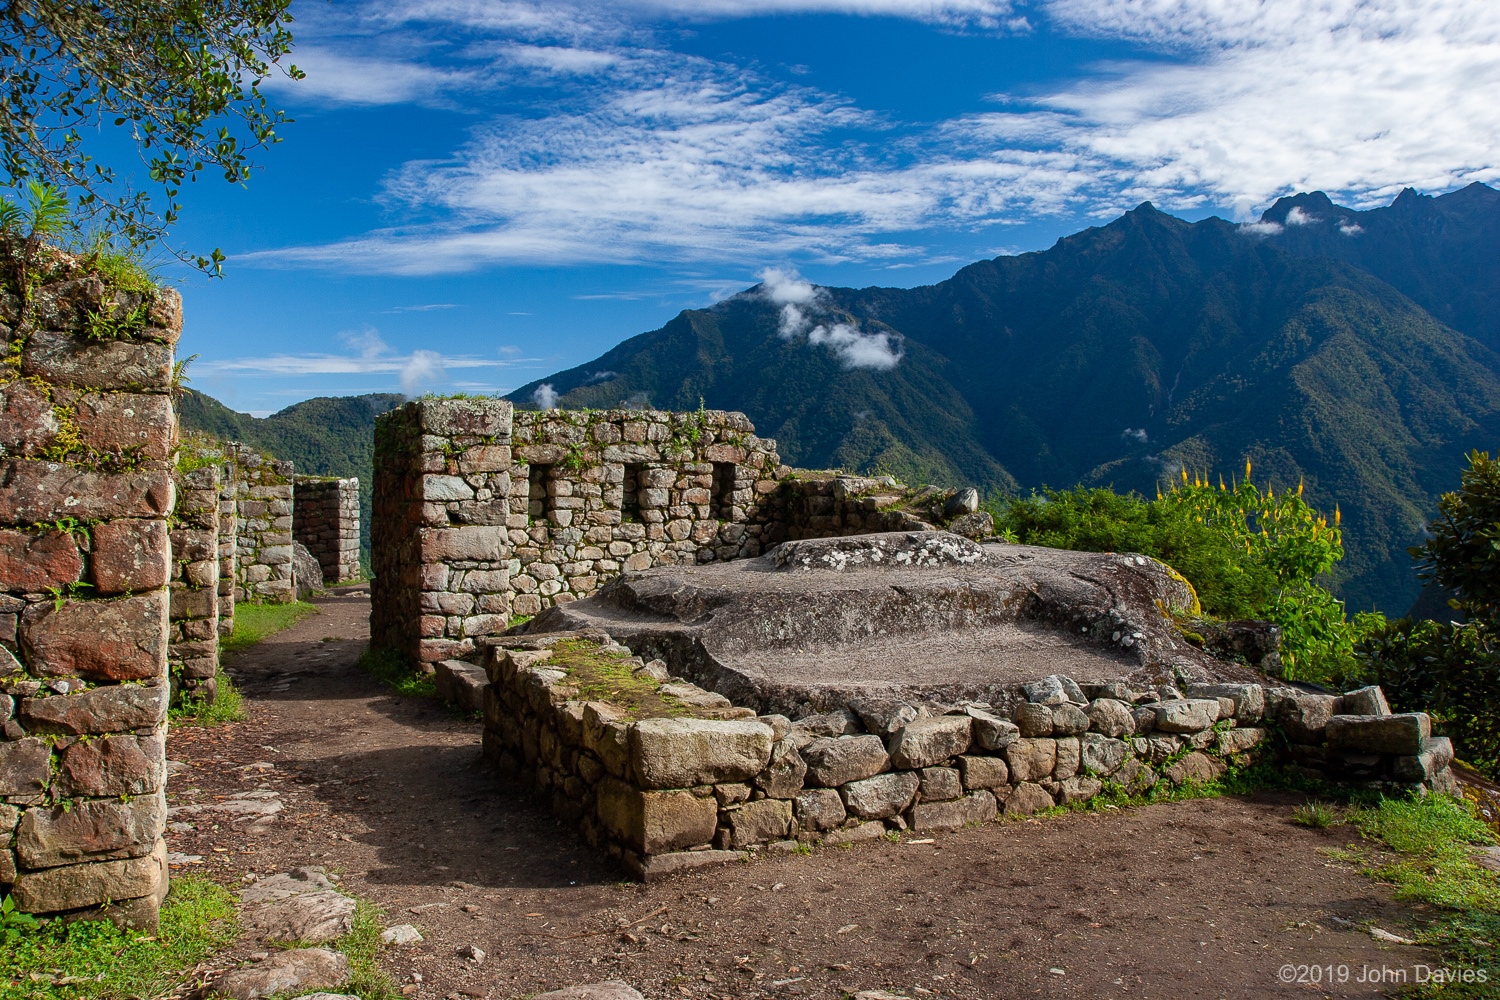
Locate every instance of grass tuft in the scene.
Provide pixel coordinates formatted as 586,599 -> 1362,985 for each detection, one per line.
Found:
546,639 -> 709,720
169,671 -> 248,726
220,601 -> 318,656
335,898 -> 402,1000
1292,800 -> 1343,828
0,876 -> 237,1000
359,645 -> 437,698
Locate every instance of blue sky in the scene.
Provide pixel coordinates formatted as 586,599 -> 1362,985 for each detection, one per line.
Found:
165,0 -> 1500,415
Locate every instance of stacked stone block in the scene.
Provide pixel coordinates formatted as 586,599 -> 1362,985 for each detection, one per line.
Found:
1274,684 -> 1459,792
763,474 -> 932,539
293,477 -> 361,584
0,259 -> 177,927
170,466 -> 221,704
371,399 -> 515,667
476,629 -> 1424,879
228,444 -> 295,604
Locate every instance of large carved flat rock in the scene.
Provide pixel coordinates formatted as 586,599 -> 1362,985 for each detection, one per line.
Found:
525,531 -> 1256,717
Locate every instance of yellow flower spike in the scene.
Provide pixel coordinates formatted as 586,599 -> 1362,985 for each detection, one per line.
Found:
1181,468 -> 1189,483
1297,480 -> 1304,497
1334,505 -> 1341,526
1245,458 -> 1252,480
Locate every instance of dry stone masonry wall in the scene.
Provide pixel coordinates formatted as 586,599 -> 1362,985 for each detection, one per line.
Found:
170,465 -> 221,705
0,258 -> 178,928
293,476 -> 361,585
505,408 -> 783,614
218,470 -> 238,638
227,443 -> 296,604
371,398 -> 517,667
369,398 -> 1017,672
472,631 -> 1456,879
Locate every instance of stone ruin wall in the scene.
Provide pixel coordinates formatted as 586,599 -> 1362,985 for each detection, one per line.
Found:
368,397 -> 1013,670
0,266 -> 181,928
226,443 -> 296,604
293,476 -> 361,585
505,407 -> 783,614
370,398 -> 517,668
171,466 -> 221,704
217,470 -> 238,638
469,631 -> 1458,879
370,400 -> 793,668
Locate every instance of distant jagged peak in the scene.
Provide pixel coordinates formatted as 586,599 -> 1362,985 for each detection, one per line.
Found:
1260,191 -> 1340,227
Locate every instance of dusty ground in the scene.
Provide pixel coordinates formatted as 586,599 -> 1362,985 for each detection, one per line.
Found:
167,589 -> 1445,1000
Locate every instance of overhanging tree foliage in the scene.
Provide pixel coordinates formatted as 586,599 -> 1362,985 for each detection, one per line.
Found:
0,0 -> 301,272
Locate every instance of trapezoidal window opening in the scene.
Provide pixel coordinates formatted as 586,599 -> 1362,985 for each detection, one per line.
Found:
528,463 -> 553,525
621,464 -> 644,523
710,462 -> 738,519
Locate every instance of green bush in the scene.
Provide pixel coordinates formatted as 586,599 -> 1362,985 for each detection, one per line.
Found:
1411,450 -> 1500,624
993,470 -> 1383,681
1357,617 -> 1500,779
1352,451 -> 1500,780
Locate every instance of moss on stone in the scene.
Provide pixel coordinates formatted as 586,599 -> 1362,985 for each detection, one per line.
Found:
547,639 -> 692,721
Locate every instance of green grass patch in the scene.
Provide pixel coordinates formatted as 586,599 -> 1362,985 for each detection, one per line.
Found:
358,645 -> 437,698
169,672 -> 248,726
547,639 -> 690,720
0,876 -> 237,1000
1341,794 -> 1500,997
333,898 -> 401,1000
220,601 -> 318,655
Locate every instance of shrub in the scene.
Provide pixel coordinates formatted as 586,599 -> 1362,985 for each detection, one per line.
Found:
993,469 -> 1382,682
1357,617 -> 1500,779
1352,451 -> 1500,780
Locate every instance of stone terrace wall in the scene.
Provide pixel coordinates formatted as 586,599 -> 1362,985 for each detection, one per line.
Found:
371,399 -> 516,667
0,261 -> 179,927
504,409 -> 782,615
227,444 -> 295,604
477,631 -> 1457,879
294,476 -> 361,585
171,466 -> 221,704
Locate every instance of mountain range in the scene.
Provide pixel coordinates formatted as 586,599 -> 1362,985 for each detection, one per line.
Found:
504,184 -> 1500,613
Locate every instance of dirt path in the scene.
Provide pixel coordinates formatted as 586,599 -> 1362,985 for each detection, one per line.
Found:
167,590 -> 1441,1000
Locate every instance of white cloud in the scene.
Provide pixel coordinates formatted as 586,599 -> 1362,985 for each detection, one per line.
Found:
1283,206 -> 1317,226
1238,220 -> 1283,236
1123,427 -> 1149,444
267,46 -> 477,105
532,383 -> 560,408
1339,221 -> 1365,235
401,350 -> 447,394
752,266 -> 902,368
197,328 -> 519,386
758,266 -> 820,306
622,0 -> 1018,27
807,321 -> 903,369
1024,0 -> 1500,216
